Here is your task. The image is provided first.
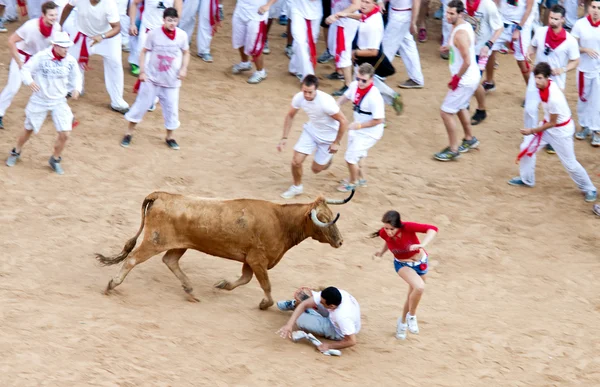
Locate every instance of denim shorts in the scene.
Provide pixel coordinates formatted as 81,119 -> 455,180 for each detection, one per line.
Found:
394,255 -> 429,276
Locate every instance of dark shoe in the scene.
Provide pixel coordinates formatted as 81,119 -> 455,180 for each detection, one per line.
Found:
326,71 -> 344,80
166,138 -> 180,150
392,94 -> 403,115
48,156 -> 64,175
0,116 -> 4,129
482,82 -> 496,93
471,109 -> 487,125
121,134 -> 132,148
6,148 -> 20,167
434,147 -> 460,161
458,137 -> 480,153
332,85 -> 348,97
545,144 -> 556,154
111,106 -> 130,114
398,79 -> 423,89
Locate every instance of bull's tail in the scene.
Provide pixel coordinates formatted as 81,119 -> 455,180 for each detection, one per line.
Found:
95,193 -> 158,266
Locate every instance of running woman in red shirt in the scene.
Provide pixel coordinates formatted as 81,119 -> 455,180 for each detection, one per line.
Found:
372,210 -> 438,340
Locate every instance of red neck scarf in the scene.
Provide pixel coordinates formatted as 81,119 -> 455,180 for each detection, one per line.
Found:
51,48 -> 64,61
39,17 -> 53,38
209,0 -> 221,35
162,26 -> 176,40
588,15 -> 600,28
539,79 -> 551,102
354,82 -> 374,106
545,27 -> 566,50
466,0 -> 481,17
361,6 -> 380,22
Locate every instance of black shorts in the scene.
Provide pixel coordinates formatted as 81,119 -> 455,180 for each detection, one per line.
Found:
321,0 -> 331,28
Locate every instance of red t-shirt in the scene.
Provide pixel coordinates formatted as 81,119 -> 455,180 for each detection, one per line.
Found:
378,222 -> 438,261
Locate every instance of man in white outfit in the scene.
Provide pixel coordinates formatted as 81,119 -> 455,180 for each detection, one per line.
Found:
6,31 -> 82,175
117,0 -> 130,51
509,62 -> 597,203
179,0 -> 220,62
60,0 -> 130,113
572,0 -> 600,146
0,1 -> 60,130
288,0 -> 322,80
122,7 -> 189,150
278,74 -> 348,199
434,0 -> 481,162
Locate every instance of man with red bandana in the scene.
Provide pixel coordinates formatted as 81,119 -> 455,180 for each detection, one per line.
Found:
0,1 -> 61,130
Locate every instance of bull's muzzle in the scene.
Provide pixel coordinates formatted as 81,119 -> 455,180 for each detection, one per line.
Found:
325,189 -> 355,205
310,209 -> 340,228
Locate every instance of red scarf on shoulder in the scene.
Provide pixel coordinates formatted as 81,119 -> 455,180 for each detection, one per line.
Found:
588,15 -> 600,27
361,6 -> 380,22
545,27 -> 566,50
162,26 -> 176,40
354,82 -> 374,106
539,79 -> 551,103
39,17 -> 53,38
51,48 -> 64,61
466,0 -> 481,17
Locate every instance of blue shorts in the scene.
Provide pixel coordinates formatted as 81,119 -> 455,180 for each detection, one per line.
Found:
394,255 -> 429,276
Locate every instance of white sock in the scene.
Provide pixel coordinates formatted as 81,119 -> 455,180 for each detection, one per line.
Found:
257,69 -> 266,76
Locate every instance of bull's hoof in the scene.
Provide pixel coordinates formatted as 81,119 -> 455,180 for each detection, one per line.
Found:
104,280 -> 114,295
214,280 -> 230,289
259,299 -> 274,310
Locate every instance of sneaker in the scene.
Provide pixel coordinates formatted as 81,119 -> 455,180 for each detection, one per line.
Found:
0,116 -> 4,130
326,71 -> 344,80
198,53 -> 213,62
121,134 -> 132,148
122,43 -> 130,53
166,138 -> 180,150
440,51 -> 449,60
262,41 -> 270,55
395,51 -> 401,58
291,330 -> 308,342
398,79 -> 423,89
248,71 -> 267,84
279,15 -> 288,26
277,299 -> 296,311
285,45 -> 293,59
111,106 -> 130,114
593,204 -> 600,217
340,178 -> 367,187
545,144 -> 556,154
6,148 -> 20,167
482,82 -> 496,93
585,190 -> 597,203
130,64 -> 140,76
0,21 -> 7,33
418,28 -> 427,43
458,137 -> 480,153
281,32 -> 288,38
392,94 -> 404,115
591,132 -> 600,147
574,127 -> 590,140
507,177 -> 532,187
332,85 -> 348,97
434,147 -> 460,161
281,185 -> 303,199
232,62 -> 252,74
337,182 -> 356,193
317,49 -> 334,64
396,320 -> 408,340
471,109 -> 487,125
434,5 -> 443,19
406,313 -> 419,334
218,4 -> 224,20
48,156 -> 64,175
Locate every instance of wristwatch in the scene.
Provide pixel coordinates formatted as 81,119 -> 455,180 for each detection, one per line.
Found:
485,40 -> 493,49
515,24 -> 523,31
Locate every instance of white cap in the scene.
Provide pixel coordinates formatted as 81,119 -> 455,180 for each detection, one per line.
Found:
51,31 -> 74,48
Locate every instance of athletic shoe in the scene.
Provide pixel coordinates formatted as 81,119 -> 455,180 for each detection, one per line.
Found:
585,190 -> 597,203
392,94 -> 404,115
337,182 -> 356,193
317,49 -> 334,64
326,71 -> 344,80
332,85 -> 348,97
248,71 -> 267,84
471,109 -> 487,125
0,116 -> 4,129
396,319 -> 408,340
121,135 -> 132,148
418,28 -> 427,43
406,313 -> 419,334
591,132 -> 600,147
281,185 -> 303,199
277,299 -> 296,311
219,4 -> 224,20
232,62 -> 252,74
507,177 -> 532,187
130,64 -> 140,76
398,79 -> 423,89
545,144 -> 556,154
279,15 -> 288,25
575,127 -> 590,140
198,53 -> 213,62
340,178 -> 367,187
434,5 -> 443,19
0,21 -> 7,33
6,148 -> 20,167
111,106 -> 129,114
48,156 -> 64,175
440,51 -> 449,60
148,103 -> 156,112
482,82 -> 496,93
593,204 -> 600,216
434,147 -> 460,161
262,41 -> 270,55
122,43 -> 130,52
166,139 -> 180,150
285,45 -> 293,58
458,137 -> 480,153
395,51 -> 401,58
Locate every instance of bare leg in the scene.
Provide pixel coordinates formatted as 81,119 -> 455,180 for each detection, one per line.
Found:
287,20 -> 292,46
53,132 -> 68,159
239,47 -> 249,62
474,84 -> 485,110
397,268 -> 426,316
347,162 -> 360,183
484,51 -> 496,84
15,129 -> 33,153
215,262 -> 254,290
291,151 -> 308,186
105,242 -> 163,294
417,0 -> 429,30
162,248 -> 199,302
125,121 -> 136,136
518,61 -> 530,85
457,108 -> 474,140
401,291 -> 410,323
441,111 -> 460,152
246,254 -> 273,310
342,66 -> 352,87
254,54 -> 264,72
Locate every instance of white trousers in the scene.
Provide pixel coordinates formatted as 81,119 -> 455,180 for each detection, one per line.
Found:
577,70 -> 600,132
442,3 -> 452,47
373,76 -> 397,106
69,32 -> 129,110
26,0 -> 43,18
0,54 -> 27,117
564,0 -> 578,29
120,15 -> 130,49
518,128 -> 596,192
327,20 -> 359,69
128,25 -> 151,67
125,82 -> 180,130
288,12 -> 320,78
4,0 -> 18,20
382,9 -> 424,85
179,0 -> 215,54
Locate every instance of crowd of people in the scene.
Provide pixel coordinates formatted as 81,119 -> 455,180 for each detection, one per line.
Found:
0,0 -> 598,354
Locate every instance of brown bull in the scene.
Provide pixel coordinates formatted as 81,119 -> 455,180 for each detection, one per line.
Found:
96,190 -> 354,309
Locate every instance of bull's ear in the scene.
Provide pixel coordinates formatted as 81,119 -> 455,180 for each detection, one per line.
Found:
313,195 -> 326,205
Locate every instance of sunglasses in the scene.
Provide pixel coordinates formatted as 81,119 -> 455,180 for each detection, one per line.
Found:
543,44 -> 553,56
357,77 -> 370,83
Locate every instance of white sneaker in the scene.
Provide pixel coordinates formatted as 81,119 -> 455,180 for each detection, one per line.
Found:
232,62 -> 252,74
592,132 -> 600,147
396,320 -> 407,340
248,71 -> 267,84
281,185 -> 303,199
406,313 -> 419,334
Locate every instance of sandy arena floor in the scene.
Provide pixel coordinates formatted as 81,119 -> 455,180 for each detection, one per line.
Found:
0,3 -> 599,386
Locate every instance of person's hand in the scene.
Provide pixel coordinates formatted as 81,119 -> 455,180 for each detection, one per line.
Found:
479,46 -> 489,58
71,90 -> 80,100
349,122 -> 361,130
410,23 -> 417,35
90,35 -> 103,47
525,52 -> 534,64
130,25 -> 138,36
511,28 -> 520,43
551,67 -> 564,76
328,142 -> 339,154
277,324 -> 293,339
520,128 -> 534,135
317,343 -> 329,352
258,4 -> 270,14
586,49 -> 599,59
29,81 -> 40,93
408,244 -> 423,251
325,14 -> 338,25
439,45 -> 449,54
277,138 -> 287,152
178,67 -> 188,79
139,72 -> 147,82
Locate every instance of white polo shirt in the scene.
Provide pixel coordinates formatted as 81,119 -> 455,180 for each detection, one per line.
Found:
16,18 -> 61,56
144,27 -> 189,88
291,90 -> 341,143
343,81 -> 385,140
357,12 -> 384,50
312,289 -> 361,337
571,17 -> 600,73
531,26 -> 579,90
542,80 -> 573,136
464,0 -> 503,53
141,0 -> 175,31
69,0 -> 120,37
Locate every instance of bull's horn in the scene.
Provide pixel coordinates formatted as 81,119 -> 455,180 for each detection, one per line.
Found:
310,209 -> 340,228
325,189 -> 355,205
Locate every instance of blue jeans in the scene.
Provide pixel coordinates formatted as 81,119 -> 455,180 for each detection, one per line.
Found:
394,255 -> 429,276
296,307 -> 344,341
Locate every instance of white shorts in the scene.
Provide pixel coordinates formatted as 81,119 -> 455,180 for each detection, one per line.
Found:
345,132 -> 379,164
125,82 -> 180,130
441,83 -> 478,114
24,101 -> 73,134
327,20 -> 359,69
492,22 -> 532,62
269,0 -> 285,19
293,126 -> 334,166
232,10 -> 268,57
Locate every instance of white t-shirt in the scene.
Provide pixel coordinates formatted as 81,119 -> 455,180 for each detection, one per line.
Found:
389,0 -> 413,10
290,0 -> 323,20
144,27 -> 189,88
234,0 -> 270,21
357,12 -> 384,50
69,0 -> 120,37
499,0 -> 534,25
312,289 -> 361,337
464,0 -> 503,53
117,0 -> 129,16
141,0 -> 175,30
570,17 -> 600,73
16,18 -> 61,56
291,90 -> 341,143
343,81 -> 385,140
541,80 -> 572,136
449,22 -> 481,86
531,26 -> 579,90
331,0 -> 359,28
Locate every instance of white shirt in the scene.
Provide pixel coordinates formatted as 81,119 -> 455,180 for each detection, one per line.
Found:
464,0 -> 503,53
357,12 -> 384,50
499,0 -> 534,25
291,90 -> 341,143
16,19 -> 61,56
117,0 -> 129,16
312,290 -> 361,336
343,81 -> 385,140
141,0 -> 175,30
531,26 -> 579,90
69,0 -> 120,37
290,0 -> 323,20
541,80 -> 573,136
389,0 -> 413,10
571,17 -> 600,73
448,22 -> 481,86
234,0 -> 270,21
144,27 -> 189,88
20,48 -> 82,106
331,0 -> 359,27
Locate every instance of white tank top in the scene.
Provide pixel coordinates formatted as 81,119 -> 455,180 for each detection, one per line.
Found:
448,22 -> 480,86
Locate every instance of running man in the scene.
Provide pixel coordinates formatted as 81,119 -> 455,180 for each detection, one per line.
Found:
278,74 -> 348,199
288,0 -> 323,81
5,31 -> 82,175
121,8 -> 190,150
509,62 -> 597,203
0,1 -> 60,130
434,0 -> 481,162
